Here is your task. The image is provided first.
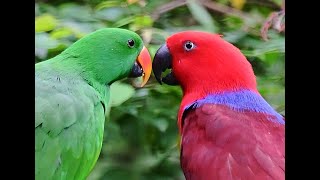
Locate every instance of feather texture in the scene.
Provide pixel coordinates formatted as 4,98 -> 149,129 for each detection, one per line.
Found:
35,64 -> 108,180
180,102 -> 284,180
184,90 -> 284,124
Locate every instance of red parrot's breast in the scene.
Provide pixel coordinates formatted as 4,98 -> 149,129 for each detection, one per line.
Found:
180,92 -> 285,180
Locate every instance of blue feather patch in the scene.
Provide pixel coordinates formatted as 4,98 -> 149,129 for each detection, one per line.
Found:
184,89 -> 285,124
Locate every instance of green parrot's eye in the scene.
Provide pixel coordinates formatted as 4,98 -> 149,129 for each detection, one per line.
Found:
184,41 -> 195,51
127,39 -> 135,48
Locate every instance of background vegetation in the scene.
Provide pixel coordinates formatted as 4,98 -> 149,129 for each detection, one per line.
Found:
35,0 -> 285,179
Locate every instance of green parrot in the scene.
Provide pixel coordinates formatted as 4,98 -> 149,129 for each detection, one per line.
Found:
35,28 -> 152,180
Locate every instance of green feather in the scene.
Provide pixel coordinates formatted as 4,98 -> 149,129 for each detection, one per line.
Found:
35,28 -> 144,180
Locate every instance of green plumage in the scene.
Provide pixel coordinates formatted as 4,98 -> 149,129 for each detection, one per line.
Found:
35,28 -> 145,180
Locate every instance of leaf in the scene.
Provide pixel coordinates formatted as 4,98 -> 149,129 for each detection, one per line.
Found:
50,27 -> 74,39
112,16 -> 136,27
94,8 -> 126,22
35,33 -> 59,59
130,15 -> 154,31
186,0 -> 217,32
35,14 -> 58,32
60,20 -> 105,38
58,3 -> 96,22
217,0 -> 230,4
222,30 -> 247,43
241,37 -> 285,57
127,0 -> 139,5
271,0 -> 283,7
256,76 -> 284,112
230,0 -> 246,10
95,1 -> 123,11
109,81 -> 135,107
150,118 -> 169,132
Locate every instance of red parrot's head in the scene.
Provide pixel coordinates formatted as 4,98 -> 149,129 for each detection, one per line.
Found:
153,31 -> 258,95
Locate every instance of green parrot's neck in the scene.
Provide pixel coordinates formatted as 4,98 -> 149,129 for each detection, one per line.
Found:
41,55 -> 112,103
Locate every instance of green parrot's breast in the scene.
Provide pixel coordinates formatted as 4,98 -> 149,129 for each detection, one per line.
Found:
35,67 -> 108,180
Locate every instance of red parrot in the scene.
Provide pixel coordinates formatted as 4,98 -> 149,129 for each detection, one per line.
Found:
152,31 -> 285,180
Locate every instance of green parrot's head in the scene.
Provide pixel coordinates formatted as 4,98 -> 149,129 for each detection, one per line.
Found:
61,28 -> 152,87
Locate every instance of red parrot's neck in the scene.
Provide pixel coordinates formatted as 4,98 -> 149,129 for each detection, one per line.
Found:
177,87 -> 259,134
176,86 -> 286,134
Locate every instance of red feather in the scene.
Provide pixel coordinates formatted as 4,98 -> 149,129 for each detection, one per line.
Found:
181,104 -> 284,180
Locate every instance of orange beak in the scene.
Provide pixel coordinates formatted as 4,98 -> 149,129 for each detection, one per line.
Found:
136,46 -> 152,87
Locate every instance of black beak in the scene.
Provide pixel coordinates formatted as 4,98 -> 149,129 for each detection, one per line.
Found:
129,62 -> 143,78
152,44 -> 179,85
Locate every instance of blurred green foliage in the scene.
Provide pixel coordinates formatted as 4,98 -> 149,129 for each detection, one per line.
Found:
35,0 -> 285,179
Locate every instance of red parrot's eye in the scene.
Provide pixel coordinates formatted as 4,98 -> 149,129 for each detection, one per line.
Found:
184,41 -> 195,51
127,39 -> 135,48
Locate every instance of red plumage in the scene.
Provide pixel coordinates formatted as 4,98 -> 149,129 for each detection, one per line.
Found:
152,31 -> 285,180
181,104 -> 284,180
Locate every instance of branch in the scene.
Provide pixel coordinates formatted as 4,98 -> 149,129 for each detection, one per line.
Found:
260,0 -> 285,41
246,0 -> 282,10
198,0 -> 264,35
199,0 -> 261,22
151,0 -> 284,39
